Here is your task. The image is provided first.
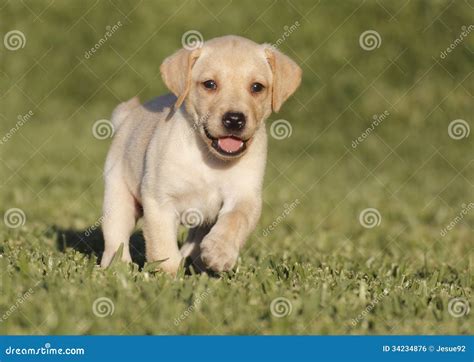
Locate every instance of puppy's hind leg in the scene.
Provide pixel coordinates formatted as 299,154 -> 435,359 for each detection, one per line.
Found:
100,177 -> 137,267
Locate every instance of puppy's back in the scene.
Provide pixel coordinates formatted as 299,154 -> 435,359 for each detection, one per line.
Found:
105,94 -> 177,200
110,96 -> 141,130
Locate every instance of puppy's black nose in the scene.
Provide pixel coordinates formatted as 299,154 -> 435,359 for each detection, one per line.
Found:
222,112 -> 246,131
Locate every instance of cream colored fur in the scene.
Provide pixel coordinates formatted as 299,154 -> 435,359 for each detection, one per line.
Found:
100,35 -> 301,274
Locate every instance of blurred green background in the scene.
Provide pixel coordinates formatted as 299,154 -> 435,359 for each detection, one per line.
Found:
0,0 -> 472,334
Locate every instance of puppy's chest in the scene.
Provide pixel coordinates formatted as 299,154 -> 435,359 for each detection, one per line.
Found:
156,152 -> 222,214
172,174 -> 223,224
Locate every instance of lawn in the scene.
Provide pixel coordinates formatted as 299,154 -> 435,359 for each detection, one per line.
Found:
0,0 -> 472,335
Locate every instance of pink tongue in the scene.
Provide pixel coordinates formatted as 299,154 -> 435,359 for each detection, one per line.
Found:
218,137 -> 243,153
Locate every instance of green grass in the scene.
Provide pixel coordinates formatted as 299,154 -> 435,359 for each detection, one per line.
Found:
0,0 -> 472,335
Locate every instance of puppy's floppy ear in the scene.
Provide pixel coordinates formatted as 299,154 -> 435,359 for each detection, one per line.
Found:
160,48 -> 201,108
264,47 -> 302,113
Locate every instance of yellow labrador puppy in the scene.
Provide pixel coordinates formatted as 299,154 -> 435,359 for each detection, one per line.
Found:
100,35 -> 301,274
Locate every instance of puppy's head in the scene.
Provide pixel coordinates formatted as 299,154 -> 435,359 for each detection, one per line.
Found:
160,35 -> 302,160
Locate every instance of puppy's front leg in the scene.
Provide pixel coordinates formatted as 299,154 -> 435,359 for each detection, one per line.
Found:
142,200 -> 182,275
201,198 -> 261,272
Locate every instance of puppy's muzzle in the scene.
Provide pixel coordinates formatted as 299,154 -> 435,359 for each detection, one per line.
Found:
204,126 -> 248,158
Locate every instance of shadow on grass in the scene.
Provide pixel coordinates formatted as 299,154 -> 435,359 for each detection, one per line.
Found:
53,227 -> 210,275
54,227 -> 146,268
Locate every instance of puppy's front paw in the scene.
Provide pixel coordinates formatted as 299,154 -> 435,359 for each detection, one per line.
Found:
150,256 -> 182,276
100,249 -> 132,268
200,235 -> 238,272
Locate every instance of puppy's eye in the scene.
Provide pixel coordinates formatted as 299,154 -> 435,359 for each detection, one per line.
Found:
251,82 -> 265,93
203,80 -> 217,90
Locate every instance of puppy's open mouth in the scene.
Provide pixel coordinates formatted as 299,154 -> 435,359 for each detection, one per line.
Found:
204,127 -> 248,157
